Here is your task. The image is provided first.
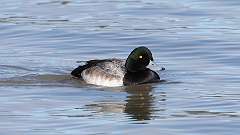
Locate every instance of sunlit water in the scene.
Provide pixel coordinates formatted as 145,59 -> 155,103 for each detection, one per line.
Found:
0,0 -> 240,135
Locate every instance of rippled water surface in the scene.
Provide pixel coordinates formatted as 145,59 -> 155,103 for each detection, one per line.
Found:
1,0 -> 240,134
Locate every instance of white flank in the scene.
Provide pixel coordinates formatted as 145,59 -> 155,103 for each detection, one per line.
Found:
81,70 -> 123,87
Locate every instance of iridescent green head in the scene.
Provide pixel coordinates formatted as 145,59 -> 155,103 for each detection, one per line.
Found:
125,46 -> 154,72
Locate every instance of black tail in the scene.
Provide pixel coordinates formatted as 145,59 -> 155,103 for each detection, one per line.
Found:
71,59 -> 109,78
71,65 -> 89,78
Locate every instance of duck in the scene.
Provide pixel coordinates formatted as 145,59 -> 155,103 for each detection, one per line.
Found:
71,46 -> 161,87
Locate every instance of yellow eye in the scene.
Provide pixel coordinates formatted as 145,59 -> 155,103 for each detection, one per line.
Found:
139,55 -> 143,59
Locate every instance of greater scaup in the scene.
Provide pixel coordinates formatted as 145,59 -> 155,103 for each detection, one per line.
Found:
71,46 -> 161,87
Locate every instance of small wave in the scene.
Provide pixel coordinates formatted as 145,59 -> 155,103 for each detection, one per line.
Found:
0,74 -> 86,87
0,64 -> 35,71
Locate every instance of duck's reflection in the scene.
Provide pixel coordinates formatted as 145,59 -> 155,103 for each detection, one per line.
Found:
124,84 -> 156,121
85,84 -> 166,121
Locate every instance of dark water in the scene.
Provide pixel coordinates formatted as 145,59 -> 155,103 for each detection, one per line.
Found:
1,0 -> 240,134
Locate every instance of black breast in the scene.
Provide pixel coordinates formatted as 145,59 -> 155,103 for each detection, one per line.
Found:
123,69 -> 160,85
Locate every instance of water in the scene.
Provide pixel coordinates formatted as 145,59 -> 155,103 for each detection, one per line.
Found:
0,0 -> 240,134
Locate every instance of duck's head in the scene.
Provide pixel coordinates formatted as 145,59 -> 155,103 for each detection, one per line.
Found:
125,46 -> 154,72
